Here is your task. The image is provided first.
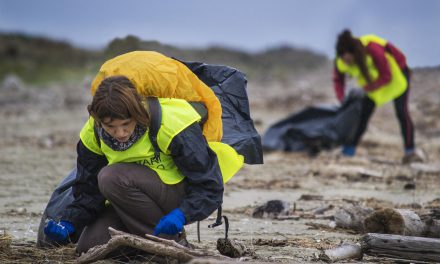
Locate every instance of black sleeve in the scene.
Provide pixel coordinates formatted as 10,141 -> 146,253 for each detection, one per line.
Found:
61,140 -> 108,230
169,123 -> 224,224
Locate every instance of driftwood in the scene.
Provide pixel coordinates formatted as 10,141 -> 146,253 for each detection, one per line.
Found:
364,208 -> 440,237
333,206 -> 440,238
313,204 -> 334,215
321,233 -> 440,263
361,233 -> 440,262
334,206 -> 373,232
252,199 -> 335,221
319,243 -> 362,262
275,215 -> 300,220
364,208 -> 424,235
424,218 -> 440,238
77,227 -> 232,264
298,194 -> 323,201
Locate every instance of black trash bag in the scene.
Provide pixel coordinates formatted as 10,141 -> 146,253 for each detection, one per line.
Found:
37,169 -> 84,247
178,60 -> 263,165
262,91 -> 364,155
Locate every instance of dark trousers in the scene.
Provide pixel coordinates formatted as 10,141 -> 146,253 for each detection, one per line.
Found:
76,163 -> 186,255
349,67 -> 415,150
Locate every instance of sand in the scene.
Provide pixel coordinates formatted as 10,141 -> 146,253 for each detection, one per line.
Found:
1,66 -> 439,263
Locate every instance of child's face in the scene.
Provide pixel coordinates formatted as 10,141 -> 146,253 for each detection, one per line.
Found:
101,117 -> 137,143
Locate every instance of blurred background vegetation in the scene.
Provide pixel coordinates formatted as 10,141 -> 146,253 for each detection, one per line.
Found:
0,33 -> 328,86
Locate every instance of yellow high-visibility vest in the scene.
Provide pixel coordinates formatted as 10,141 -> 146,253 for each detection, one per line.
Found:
336,34 -> 407,106
80,98 -> 243,184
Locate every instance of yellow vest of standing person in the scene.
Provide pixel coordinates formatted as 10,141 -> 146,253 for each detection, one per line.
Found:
79,98 -> 244,185
336,34 -> 407,106
90,51 -> 223,142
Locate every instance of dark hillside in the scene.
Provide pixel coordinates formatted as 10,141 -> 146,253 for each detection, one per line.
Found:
0,33 -> 328,84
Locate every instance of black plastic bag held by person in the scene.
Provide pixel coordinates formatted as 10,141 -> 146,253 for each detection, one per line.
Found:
37,169 -> 84,247
177,60 -> 263,164
262,90 -> 364,155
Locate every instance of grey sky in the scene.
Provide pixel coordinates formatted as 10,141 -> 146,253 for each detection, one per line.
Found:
1,0 -> 439,66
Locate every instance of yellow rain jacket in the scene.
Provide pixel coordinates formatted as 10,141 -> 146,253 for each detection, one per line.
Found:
91,51 -> 223,142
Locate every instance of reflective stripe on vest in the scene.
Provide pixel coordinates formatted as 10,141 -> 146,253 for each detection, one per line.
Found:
336,34 -> 407,106
79,98 -> 243,185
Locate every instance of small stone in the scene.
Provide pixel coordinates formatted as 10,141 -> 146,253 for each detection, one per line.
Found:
39,136 -> 54,149
16,207 -> 26,214
313,252 -> 320,260
1,74 -> 23,91
404,182 -> 416,190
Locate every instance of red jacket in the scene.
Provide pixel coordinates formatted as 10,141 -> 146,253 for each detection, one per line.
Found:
333,41 -> 407,102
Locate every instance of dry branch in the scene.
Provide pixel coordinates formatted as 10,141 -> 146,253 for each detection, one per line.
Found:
77,227 -> 232,264
313,204 -> 334,215
298,194 -> 323,201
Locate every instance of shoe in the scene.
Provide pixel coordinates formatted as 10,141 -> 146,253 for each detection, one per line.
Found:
341,145 -> 356,157
402,148 -> 426,164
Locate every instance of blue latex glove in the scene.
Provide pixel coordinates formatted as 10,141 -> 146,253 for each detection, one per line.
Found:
341,145 -> 356,157
153,208 -> 186,236
44,220 -> 75,242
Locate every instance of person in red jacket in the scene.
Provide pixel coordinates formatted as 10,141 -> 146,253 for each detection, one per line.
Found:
333,29 -> 423,163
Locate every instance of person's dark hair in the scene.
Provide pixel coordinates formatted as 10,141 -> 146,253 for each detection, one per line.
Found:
336,29 -> 372,84
88,76 -> 150,128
